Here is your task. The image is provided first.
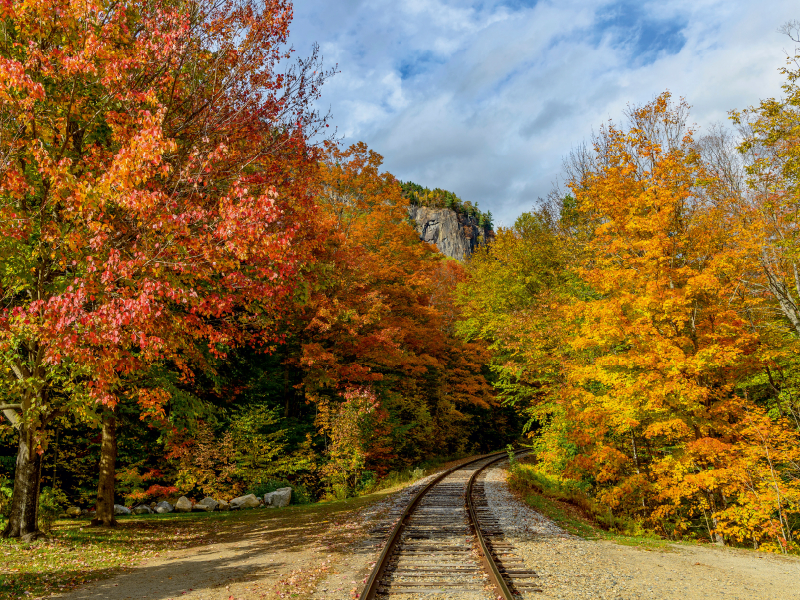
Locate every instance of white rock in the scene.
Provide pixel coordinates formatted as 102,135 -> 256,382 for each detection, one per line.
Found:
230,493 -> 260,510
113,504 -> 131,516
132,505 -> 152,515
175,496 -> 193,513
196,496 -> 219,511
154,501 -> 173,514
263,487 -> 292,508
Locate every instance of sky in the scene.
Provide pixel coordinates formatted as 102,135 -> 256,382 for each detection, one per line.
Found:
286,0 -> 798,226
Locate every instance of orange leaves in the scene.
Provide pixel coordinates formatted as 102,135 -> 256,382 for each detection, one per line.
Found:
287,141 -> 497,470
136,388 -> 172,421
460,92 -> 800,547
642,418 -> 692,442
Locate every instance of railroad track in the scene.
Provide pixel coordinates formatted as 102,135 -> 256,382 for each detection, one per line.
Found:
360,451 -> 540,599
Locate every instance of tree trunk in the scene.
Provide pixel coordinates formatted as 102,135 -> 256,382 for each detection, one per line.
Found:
2,426 -> 44,540
712,516 -> 725,545
91,410 -> 117,527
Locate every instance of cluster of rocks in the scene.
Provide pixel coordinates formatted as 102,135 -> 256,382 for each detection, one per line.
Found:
63,487 -> 293,518
64,506 -> 95,519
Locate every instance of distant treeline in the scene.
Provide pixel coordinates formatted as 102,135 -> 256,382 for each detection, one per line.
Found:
401,182 -> 494,230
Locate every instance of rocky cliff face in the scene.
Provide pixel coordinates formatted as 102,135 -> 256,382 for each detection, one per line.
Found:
407,205 -> 494,261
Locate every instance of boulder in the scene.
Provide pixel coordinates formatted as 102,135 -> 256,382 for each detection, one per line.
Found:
133,505 -> 152,515
192,502 -> 213,512
154,501 -> 173,514
217,500 -> 230,511
174,496 -> 193,513
229,493 -> 260,510
114,504 -> 132,516
263,487 -> 292,508
66,506 -> 82,518
196,497 -> 219,511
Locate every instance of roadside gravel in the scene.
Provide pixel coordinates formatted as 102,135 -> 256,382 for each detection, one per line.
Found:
482,463 -> 800,600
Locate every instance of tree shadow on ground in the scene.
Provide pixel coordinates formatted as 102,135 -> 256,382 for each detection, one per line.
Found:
5,492 -> 391,600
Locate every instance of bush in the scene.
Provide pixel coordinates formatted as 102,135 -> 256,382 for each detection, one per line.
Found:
0,476 -> 13,518
355,470 -> 376,494
39,487 -> 67,534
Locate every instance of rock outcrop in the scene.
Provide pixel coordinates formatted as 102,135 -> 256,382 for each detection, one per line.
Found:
407,206 -> 493,261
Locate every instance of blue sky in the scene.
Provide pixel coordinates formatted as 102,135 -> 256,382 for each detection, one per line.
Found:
287,0 -> 798,226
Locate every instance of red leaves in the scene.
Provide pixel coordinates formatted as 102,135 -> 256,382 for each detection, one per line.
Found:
0,0 -> 324,428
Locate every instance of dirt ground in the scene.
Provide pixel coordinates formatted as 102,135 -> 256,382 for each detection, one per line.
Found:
53,462 -> 800,600
50,493 -> 384,600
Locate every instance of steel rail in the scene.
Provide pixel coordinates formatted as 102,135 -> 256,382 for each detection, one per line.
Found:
359,450 -> 523,600
466,452 -> 521,600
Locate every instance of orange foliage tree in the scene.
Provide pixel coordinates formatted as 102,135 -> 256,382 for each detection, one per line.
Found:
461,94 -> 800,551
288,142 -> 498,491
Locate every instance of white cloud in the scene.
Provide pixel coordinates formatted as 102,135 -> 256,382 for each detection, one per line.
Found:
289,0 -> 799,226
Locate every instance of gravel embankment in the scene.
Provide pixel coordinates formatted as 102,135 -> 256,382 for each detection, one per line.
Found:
481,464 -> 800,600
310,473 -> 444,599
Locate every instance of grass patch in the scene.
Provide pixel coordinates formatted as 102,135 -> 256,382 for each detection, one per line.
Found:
518,488 -> 671,550
0,491 -> 389,600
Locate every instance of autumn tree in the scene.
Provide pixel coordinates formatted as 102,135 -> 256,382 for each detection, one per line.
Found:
0,0 -> 328,538
462,94 -> 800,549
283,142 -> 503,490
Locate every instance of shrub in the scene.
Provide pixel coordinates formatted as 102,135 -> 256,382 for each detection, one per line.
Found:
0,476 -> 12,518
39,487 -> 67,534
508,463 -> 634,533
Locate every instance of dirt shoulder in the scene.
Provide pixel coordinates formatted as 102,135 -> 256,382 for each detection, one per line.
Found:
48,494 -> 384,600
517,534 -> 800,600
